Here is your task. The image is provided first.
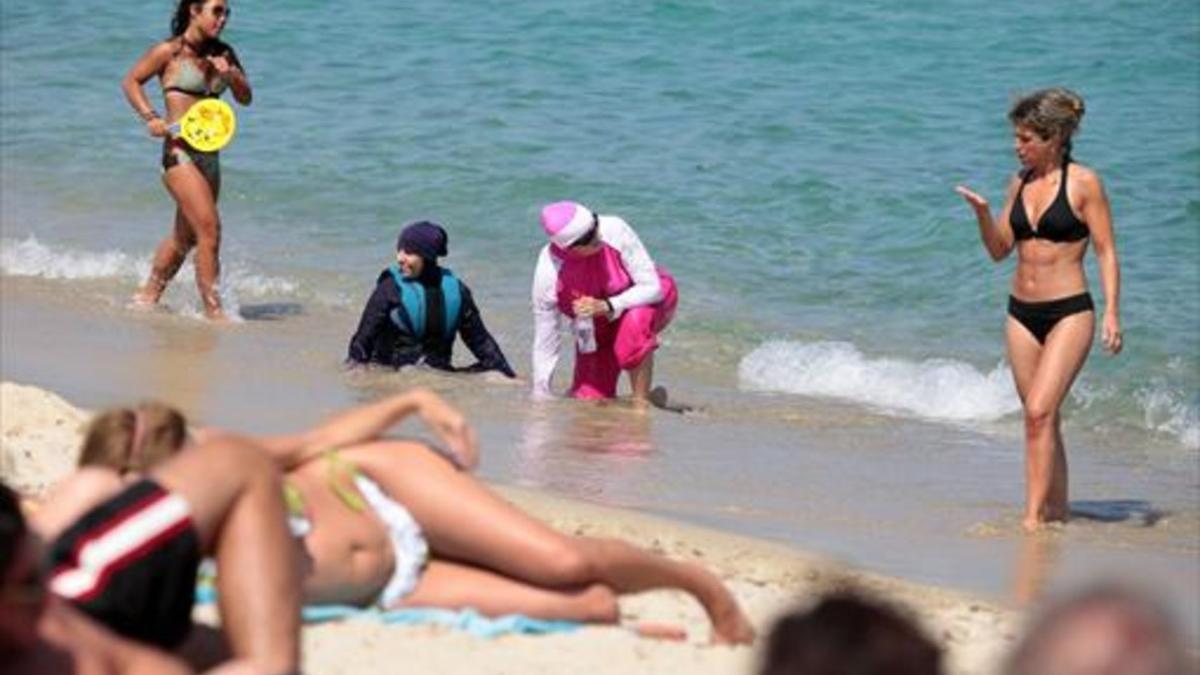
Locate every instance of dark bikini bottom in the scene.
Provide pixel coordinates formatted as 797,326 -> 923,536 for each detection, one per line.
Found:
161,139 -> 219,186
1008,292 -> 1094,344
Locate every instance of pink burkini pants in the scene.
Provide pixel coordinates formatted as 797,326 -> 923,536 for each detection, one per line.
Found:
570,271 -> 677,400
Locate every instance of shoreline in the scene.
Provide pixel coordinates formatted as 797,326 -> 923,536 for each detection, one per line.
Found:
1,379 -> 1021,674
2,276 -> 1197,649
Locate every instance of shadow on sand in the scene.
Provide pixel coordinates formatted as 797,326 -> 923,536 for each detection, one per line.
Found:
238,302 -> 305,321
1069,500 -> 1166,527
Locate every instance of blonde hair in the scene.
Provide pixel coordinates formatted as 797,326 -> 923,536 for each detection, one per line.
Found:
78,402 -> 188,474
1008,87 -> 1086,159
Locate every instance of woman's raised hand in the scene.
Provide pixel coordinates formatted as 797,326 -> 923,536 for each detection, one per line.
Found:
955,185 -> 989,211
415,390 -> 479,471
208,54 -> 233,75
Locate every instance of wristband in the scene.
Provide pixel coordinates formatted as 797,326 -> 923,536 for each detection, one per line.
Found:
139,109 -> 160,122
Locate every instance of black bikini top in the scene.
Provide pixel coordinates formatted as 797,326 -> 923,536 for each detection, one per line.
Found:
1010,160 -> 1089,243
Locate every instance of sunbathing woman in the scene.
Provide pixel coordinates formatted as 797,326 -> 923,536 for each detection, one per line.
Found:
76,392 -> 756,644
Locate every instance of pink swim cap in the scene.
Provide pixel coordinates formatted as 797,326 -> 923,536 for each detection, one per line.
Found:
541,201 -> 597,248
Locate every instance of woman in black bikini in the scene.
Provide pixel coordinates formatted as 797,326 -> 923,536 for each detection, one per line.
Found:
956,88 -> 1122,532
121,0 -> 251,320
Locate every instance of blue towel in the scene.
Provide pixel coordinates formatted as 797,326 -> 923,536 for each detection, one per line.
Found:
194,585 -> 580,638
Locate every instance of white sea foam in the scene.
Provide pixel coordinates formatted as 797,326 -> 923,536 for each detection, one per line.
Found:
738,340 -> 1021,423
1,236 -> 145,280
1,235 -> 298,298
1135,383 -> 1200,451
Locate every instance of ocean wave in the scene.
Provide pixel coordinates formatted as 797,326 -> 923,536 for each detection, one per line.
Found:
1135,382 -> 1200,451
1,236 -> 144,280
0,235 -> 298,298
738,340 -> 1020,422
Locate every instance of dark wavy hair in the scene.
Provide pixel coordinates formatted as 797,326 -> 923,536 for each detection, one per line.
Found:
169,0 -> 235,60
171,0 -> 204,36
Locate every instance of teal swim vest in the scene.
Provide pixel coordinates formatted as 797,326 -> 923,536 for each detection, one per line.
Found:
387,265 -> 463,340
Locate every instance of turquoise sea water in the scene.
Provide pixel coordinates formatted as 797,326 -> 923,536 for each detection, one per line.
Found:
4,1 -> 1197,450
3,1 -> 1200,639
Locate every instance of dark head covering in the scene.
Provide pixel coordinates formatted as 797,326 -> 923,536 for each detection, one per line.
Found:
397,221 -> 449,260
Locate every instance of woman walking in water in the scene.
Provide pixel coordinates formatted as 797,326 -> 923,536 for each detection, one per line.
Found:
122,0 -> 251,319
956,88 -> 1122,531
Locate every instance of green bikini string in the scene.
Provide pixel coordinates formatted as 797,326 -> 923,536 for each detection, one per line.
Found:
281,449 -> 367,517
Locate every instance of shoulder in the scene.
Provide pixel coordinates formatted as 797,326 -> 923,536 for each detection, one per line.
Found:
598,214 -> 635,237
1069,161 -> 1102,185
145,40 -> 178,63
370,269 -> 401,302
442,268 -> 469,289
535,244 -> 558,267
1068,162 -> 1106,197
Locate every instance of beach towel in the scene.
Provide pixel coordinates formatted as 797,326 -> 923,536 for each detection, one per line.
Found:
194,584 -> 581,638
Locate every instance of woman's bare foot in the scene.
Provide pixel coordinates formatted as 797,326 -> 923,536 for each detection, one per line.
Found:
130,288 -> 161,309
1023,505 -> 1068,532
709,603 -> 756,645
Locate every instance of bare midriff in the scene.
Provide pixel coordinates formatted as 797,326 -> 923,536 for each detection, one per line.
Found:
287,466 -> 396,606
1012,238 -> 1089,302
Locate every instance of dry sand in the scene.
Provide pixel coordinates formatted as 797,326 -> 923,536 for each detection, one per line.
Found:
0,380 -> 1022,674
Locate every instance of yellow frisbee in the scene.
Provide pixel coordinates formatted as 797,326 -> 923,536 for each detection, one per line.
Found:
172,98 -> 237,152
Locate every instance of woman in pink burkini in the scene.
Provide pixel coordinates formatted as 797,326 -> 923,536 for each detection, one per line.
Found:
531,201 -> 678,404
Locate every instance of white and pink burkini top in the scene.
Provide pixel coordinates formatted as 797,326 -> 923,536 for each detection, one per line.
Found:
531,214 -> 668,398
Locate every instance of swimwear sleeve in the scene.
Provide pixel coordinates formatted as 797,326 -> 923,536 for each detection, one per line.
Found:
346,279 -> 394,364
531,246 -> 563,398
602,216 -> 662,318
455,284 -> 517,378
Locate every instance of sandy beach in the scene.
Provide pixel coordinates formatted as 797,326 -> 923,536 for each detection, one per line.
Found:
1,379 -> 1023,674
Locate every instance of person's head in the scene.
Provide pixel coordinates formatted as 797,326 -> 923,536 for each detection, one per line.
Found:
1,482 -> 46,651
171,0 -> 230,39
1008,88 -> 1086,166
541,201 -> 601,254
759,591 -> 942,675
77,403 -> 189,476
1007,583 -> 1187,675
395,221 -> 449,278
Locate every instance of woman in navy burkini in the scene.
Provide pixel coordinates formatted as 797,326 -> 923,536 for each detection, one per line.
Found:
956,88 -> 1122,532
347,221 -> 515,377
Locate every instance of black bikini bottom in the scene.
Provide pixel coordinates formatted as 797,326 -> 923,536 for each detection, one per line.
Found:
161,139 -> 219,186
1008,293 -> 1094,344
